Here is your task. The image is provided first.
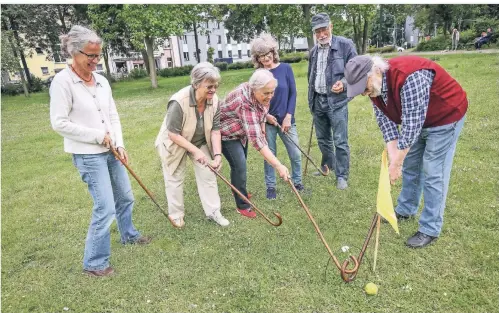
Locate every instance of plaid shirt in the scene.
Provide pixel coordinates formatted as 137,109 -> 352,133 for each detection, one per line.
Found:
314,43 -> 330,94
220,82 -> 268,150
373,69 -> 435,150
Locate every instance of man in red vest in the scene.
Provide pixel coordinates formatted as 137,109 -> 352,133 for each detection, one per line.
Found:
344,55 -> 467,248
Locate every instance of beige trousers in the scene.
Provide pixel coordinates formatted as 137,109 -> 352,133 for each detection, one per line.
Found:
158,144 -> 221,219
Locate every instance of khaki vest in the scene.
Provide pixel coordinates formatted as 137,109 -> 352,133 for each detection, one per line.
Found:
155,86 -> 218,175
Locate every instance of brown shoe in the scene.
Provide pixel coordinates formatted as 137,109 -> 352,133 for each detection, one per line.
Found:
133,235 -> 152,245
83,267 -> 114,277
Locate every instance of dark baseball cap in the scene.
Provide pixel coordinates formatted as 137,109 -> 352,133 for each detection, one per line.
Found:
344,55 -> 374,98
311,13 -> 330,31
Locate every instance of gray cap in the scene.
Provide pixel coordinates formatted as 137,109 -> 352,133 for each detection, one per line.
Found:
311,13 -> 330,31
344,55 -> 373,98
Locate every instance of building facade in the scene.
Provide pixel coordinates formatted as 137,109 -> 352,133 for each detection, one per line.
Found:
179,20 -> 252,65
6,20 -> 311,82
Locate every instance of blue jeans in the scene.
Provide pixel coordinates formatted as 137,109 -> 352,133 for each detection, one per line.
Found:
73,151 -> 140,271
396,116 -> 465,237
313,95 -> 350,180
264,123 -> 302,188
221,140 -> 250,209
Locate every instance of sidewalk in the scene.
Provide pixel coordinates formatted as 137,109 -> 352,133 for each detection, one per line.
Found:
391,48 -> 499,56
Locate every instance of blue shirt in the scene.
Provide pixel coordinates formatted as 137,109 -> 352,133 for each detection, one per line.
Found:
268,63 -> 297,125
373,69 -> 435,150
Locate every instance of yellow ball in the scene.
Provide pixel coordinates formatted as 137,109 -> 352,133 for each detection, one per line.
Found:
364,282 -> 378,295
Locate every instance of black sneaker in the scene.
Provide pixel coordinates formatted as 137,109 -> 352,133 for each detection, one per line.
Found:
382,212 -> 411,224
406,231 -> 437,248
266,187 -> 277,200
294,184 -> 305,191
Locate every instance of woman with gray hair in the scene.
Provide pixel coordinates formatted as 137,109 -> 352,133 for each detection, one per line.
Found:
220,69 -> 290,219
155,62 -> 229,228
251,34 -> 305,200
50,25 -> 151,277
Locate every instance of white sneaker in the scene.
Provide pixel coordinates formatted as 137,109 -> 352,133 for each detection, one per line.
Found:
168,216 -> 185,228
208,211 -> 230,227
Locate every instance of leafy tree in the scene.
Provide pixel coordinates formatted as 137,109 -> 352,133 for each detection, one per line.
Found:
121,4 -> 186,88
207,46 -> 215,63
220,5 -> 267,43
88,4 -> 138,76
343,5 -> 377,54
0,27 -> 29,96
183,5 -> 222,63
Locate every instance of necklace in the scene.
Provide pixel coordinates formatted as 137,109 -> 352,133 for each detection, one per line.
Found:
70,65 -> 92,82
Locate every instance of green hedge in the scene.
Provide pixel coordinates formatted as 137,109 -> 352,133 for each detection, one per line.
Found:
416,35 -> 451,51
128,68 -> 148,79
1,74 -> 45,96
157,65 -> 194,78
366,46 -> 396,54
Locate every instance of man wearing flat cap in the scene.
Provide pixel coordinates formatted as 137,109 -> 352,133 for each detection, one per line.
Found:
307,12 -> 357,190
344,55 -> 468,248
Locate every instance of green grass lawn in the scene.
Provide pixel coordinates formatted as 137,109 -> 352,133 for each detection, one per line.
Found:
2,53 -> 499,313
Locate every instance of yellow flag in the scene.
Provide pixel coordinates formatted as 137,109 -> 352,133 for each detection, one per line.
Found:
377,149 -> 399,234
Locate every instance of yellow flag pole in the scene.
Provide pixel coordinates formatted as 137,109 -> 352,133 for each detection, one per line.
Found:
372,214 -> 381,272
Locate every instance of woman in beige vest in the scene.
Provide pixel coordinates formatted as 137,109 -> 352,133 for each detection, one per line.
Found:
155,62 -> 228,228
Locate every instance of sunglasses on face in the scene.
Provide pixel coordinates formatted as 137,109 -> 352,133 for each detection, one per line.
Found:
79,50 -> 103,61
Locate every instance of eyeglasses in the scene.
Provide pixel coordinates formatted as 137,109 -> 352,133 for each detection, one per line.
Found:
258,51 -> 273,60
79,50 -> 103,61
205,84 -> 219,91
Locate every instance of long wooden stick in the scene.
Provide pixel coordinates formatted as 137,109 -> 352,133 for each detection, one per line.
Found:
303,122 -> 315,175
372,215 -> 381,272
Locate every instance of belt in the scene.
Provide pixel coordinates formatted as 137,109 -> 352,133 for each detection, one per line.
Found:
315,92 -> 328,97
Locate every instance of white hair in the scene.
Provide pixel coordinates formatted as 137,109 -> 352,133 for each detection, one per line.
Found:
248,69 -> 277,90
367,55 -> 390,77
59,25 -> 102,57
190,62 -> 221,88
250,33 -> 279,68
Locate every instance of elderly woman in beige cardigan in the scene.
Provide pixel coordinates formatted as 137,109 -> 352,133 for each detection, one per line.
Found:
155,62 -> 229,228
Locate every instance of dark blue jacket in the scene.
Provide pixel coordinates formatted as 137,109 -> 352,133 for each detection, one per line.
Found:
307,35 -> 357,112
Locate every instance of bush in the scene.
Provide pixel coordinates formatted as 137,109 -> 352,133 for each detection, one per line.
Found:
459,29 -> 477,46
128,68 -> 148,79
158,65 -> 194,78
416,36 -> 450,51
28,75 -> 45,93
280,51 -> 307,63
215,62 -> 228,71
97,72 -> 116,83
366,45 -> 396,54
1,83 -> 23,96
244,61 -> 255,68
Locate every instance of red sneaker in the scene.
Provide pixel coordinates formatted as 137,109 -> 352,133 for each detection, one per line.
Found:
237,208 -> 257,219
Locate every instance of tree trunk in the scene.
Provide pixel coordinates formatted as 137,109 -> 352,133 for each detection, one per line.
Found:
193,22 -> 200,63
144,36 -> 158,88
362,18 -> 369,54
103,46 -> 111,76
301,4 -> 315,50
4,26 -> 29,97
290,35 -> 295,52
56,5 -> 68,33
141,49 -> 150,75
9,16 -> 32,87
352,15 -> 361,53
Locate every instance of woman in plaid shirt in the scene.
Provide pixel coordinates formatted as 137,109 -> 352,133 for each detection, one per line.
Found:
220,69 -> 290,218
